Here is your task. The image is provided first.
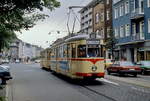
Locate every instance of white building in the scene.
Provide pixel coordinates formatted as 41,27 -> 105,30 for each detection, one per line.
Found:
9,38 -> 43,62
79,1 -> 94,34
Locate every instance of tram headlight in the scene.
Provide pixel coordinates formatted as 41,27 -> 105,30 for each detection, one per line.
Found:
91,66 -> 97,71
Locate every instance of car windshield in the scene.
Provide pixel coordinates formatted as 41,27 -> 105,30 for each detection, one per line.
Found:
120,61 -> 134,66
141,61 -> 150,66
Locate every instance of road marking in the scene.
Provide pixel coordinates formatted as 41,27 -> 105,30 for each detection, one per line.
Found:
96,78 -> 119,86
105,75 -> 150,88
131,87 -> 150,94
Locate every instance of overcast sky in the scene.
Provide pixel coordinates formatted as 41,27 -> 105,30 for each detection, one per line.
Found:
16,0 -> 92,48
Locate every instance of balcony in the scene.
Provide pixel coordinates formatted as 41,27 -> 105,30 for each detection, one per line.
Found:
131,33 -> 145,41
117,33 -> 145,45
131,8 -> 144,20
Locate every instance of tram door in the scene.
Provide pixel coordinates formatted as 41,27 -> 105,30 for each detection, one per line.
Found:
70,43 -> 76,73
67,44 -> 71,72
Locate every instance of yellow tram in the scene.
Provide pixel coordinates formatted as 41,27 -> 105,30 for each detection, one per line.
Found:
40,48 -> 51,70
50,33 -> 105,79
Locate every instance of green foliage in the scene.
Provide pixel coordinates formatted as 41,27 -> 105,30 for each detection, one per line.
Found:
105,30 -> 118,59
0,0 -> 60,31
0,30 -> 16,52
0,0 -> 60,51
0,96 -> 5,101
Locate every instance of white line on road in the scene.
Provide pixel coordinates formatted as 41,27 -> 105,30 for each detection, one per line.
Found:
131,87 -> 150,94
96,78 -> 119,86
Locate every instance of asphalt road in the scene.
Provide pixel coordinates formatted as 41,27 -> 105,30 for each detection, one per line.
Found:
5,63 -> 150,101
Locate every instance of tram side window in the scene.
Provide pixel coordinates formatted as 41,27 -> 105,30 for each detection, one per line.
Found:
63,45 -> 67,58
72,44 -> 76,58
67,44 -> 71,58
78,45 -> 86,58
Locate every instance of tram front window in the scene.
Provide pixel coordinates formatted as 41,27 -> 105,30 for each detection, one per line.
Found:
87,48 -> 100,57
78,45 -> 86,58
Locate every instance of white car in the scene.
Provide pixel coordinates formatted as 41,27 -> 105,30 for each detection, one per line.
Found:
15,60 -> 20,63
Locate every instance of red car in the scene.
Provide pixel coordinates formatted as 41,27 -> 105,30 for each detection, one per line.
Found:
107,61 -> 141,77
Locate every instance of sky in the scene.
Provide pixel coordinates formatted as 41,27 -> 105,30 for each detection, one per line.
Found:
16,0 -> 92,48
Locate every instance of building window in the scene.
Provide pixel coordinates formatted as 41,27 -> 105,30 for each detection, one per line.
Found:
114,28 -> 119,38
106,0 -> 109,4
120,4 -> 124,16
96,30 -> 100,35
125,1 -> 129,14
120,26 -> 124,37
100,28 -> 104,38
107,27 -> 111,38
148,19 -> 150,33
100,12 -> 104,22
114,7 -> 118,19
148,0 -> 150,7
107,10 -> 110,20
133,0 -> 136,12
125,24 -> 130,36
95,13 -> 99,23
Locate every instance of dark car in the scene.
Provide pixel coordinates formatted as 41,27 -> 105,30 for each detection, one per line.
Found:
136,61 -> 150,75
107,61 -> 141,77
0,65 -> 12,85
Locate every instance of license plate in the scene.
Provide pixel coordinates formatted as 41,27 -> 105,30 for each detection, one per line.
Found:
130,69 -> 135,70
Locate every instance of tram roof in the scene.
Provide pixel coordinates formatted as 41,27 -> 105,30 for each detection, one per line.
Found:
51,33 -> 101,47
65,34 -> 89,42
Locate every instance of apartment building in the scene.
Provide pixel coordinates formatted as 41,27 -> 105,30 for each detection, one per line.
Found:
79,1 -> 94,34
9,38 -> 43,62
113,0 -> 150,62
92,0 -> 112,58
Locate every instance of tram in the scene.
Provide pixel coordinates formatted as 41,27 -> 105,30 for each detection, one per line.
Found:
40,48 -> 51,70
50,33 -> 105,79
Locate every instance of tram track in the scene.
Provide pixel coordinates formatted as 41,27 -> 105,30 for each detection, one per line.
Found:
51,72 -> 118,101
79,85 -> 117,101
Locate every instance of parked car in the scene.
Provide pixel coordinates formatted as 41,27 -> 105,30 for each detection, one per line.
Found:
0,65 -> 12,85
105,59 -> 113,69
136,61 -> 150,75
35,60 -> 40,63
107,61 -> 141,77
2,59 -> 9,64
15,59 -> 20,63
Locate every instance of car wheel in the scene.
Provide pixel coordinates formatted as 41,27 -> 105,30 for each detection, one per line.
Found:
133,73 -> 137,77
141,70 -> 145,75
107,70 -> 111,75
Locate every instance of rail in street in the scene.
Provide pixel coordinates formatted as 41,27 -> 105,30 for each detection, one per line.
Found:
4,63 -> 150,101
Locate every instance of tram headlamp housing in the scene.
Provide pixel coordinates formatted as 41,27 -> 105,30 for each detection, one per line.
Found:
91,66 -> 97,71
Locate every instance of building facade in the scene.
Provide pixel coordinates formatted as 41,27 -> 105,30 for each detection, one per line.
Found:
79,1 -> 94,34
92,0 -> 113,58
113,0 -> 150,62
9,38 -> 43,62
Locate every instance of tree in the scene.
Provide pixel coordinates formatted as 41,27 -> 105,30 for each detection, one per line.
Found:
0,0 -> 60,51
105,30 -> 118,60
0,30 -> 16,52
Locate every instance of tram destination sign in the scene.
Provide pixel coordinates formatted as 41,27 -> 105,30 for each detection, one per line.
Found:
86,40 -> 100,44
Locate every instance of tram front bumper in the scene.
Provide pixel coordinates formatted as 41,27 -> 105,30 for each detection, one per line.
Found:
75,72 -> 105,78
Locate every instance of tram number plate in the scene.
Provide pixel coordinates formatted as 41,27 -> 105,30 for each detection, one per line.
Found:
87,41 -> 100,44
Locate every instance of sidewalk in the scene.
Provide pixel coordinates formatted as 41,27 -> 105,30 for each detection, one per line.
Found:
0,85 -> 6,101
